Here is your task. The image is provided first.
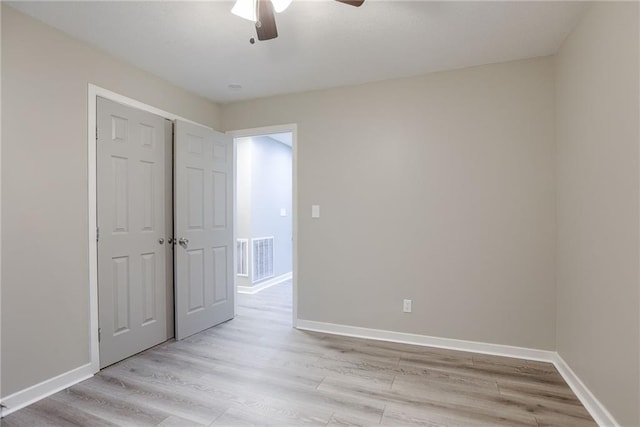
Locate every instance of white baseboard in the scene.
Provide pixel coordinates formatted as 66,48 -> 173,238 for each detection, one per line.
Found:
0,363 -> 94,418
296,319 -> 555,362
295,319 -> 618,427
237,272 -> 292,295
552,353 -> 619,427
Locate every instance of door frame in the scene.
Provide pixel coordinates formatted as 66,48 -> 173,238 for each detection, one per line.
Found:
226,125 -> 298,327
87,84 -> 214,373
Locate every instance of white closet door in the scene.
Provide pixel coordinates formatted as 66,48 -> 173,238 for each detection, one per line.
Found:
174,120 -> 234,339
97,97 -> 168,368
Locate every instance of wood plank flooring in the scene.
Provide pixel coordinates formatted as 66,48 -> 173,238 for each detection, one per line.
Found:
1,281 -> 596,426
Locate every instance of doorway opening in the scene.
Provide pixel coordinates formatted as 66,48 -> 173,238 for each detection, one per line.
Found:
229,125 -> 298,326
235,132 -> 293,294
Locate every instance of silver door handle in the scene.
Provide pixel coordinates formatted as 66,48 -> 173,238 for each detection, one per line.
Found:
178,238 -> 189,247
158,238 -> 165,244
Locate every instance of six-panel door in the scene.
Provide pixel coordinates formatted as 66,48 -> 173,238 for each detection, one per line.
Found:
174,120 -> 235,340
97,97 -> 168,368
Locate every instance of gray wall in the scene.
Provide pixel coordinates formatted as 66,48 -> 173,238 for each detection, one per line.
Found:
1,5 -> 221,397
223,57 -> 557,350
556,2 -> 640,426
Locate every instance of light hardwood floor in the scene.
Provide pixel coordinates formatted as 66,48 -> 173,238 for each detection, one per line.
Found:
2,281 -> 596,426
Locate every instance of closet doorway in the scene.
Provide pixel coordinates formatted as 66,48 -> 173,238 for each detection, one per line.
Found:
94,94 -> 234,369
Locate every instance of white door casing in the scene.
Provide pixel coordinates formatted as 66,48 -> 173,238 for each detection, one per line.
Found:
97,97 -> 168,368
174,120 -> 235,339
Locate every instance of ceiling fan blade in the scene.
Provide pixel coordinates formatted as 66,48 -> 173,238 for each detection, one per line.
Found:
335,0 -> 365,6
256,0 -> 278,41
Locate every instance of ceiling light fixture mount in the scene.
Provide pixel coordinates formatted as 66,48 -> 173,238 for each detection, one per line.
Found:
231,0 -> 292,22
232,0 -> 364,43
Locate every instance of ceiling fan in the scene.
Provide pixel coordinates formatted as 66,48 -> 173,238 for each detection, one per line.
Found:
232,0 -> 365,42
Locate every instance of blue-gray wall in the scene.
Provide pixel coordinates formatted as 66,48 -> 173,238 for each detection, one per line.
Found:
236,138 -> 253,287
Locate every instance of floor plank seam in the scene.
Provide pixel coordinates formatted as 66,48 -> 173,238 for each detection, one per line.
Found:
208,407 -> 230,426
378,404 -> 386,424
325,411 -> 334,426
316,376 -> 327,390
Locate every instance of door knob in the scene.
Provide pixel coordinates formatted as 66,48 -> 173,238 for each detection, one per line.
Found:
158,238 -> 165,244
178,237 -> 189,247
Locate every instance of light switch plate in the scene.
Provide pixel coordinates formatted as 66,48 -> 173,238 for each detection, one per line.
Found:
403,299 -> 412,313
280,208 -> 287,217
312,205 -> 320,218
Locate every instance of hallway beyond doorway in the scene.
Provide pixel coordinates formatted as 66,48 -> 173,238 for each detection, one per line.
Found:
235,133 -> 293,296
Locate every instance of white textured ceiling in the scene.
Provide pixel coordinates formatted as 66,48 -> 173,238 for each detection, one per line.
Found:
9,1 -> 586,103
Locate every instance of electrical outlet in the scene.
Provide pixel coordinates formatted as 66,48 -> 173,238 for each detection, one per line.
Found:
403,299 -> 412,313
